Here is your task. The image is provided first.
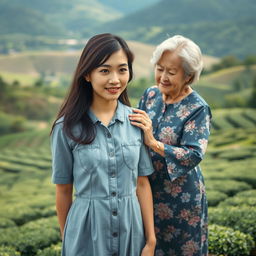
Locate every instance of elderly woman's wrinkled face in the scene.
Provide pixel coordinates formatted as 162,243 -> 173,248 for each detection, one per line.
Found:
155,50 -> 189,98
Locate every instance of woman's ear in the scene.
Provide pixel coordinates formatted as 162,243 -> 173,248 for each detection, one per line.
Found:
85,75 -> 90,82
185,74 -> 194,84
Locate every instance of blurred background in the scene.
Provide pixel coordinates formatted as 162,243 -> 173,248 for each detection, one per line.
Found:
0,0 -> 256,255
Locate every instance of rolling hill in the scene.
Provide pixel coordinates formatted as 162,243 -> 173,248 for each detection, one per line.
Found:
0,41 -> 219,82
98,0 -> 160,14
95,0 -> 256,58
0,0 -> 121,36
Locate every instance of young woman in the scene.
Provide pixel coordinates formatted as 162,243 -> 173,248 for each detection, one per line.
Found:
50,33 -> 156,256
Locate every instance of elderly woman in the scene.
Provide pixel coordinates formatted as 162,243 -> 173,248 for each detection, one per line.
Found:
129,35 -> 211,256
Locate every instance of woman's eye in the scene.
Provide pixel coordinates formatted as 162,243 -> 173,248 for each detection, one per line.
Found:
120,68 -> 128,73
157,68 -> 163,72
100,69 -> 109,74
169,72 -> 175,75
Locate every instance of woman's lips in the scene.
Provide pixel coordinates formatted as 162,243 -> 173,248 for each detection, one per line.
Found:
105,87 -> 121,94
160,82 -> 171,87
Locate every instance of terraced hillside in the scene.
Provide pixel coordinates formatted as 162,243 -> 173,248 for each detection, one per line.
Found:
0,108 -> 256,255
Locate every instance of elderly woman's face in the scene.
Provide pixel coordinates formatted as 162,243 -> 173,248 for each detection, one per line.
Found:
155,50 -> 188,97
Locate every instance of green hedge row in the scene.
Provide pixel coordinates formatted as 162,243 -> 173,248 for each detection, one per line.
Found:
0,155 -> 51,170
209,224 -> 255,256
204,159 -> 256,189
209,206 -> 256,241
0,246 -> 20,256
0,204 -> 56,225
0,217 -> 60,256
36,243 -> 61,256
219,190 -> 256,207
205,179 -> 252,196
207,190 -> 228,207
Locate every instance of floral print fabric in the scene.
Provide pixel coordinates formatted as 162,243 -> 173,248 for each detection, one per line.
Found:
139,86 -> 211,256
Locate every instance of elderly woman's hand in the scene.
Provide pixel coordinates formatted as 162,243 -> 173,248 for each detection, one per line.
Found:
129,109 -> 156,148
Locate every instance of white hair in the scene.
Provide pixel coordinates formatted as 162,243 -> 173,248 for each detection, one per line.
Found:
151,35 -> 203,84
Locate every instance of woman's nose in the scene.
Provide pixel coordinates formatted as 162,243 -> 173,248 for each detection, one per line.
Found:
109,73 -> 119,84
161,71 -> 169,82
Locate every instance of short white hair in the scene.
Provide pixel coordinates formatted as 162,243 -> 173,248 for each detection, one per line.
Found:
151,35 -> 203,84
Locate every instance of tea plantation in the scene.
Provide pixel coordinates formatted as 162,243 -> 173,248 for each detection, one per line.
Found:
0,108 -> 255,256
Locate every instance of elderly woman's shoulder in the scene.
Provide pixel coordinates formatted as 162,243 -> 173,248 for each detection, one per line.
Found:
191,91 -> 210,108
144,85 -> 160,99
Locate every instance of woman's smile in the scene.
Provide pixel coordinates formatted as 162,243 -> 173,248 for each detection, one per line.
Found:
105,87 -> 121,94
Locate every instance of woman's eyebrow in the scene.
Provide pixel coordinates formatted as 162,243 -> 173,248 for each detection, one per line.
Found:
99,63 -> 128,68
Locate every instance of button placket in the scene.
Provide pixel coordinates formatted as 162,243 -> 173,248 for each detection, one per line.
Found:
106,127 -> 119,254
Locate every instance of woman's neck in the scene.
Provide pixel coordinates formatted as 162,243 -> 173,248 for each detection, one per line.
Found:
90,98 -> 118,126
163,86 -> 193,104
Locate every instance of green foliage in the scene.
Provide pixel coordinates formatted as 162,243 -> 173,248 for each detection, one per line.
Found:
128,77 -> 153,101
248,75 -> 256,108
0,76 -> 62,121
0,246 -> 20,256
209,206 -> 256,240
209,224 -> 255,256
210,109 -> 256,132
211,56 -> 241,72
0,112 -> 26,136
207,191 -> 228,207
205,179 -> 252,196
219,190 -> 256,208
36,243 -> 61,256
0,218 -> 16,229
0,217 -> 60,256
99,0 -> 256,58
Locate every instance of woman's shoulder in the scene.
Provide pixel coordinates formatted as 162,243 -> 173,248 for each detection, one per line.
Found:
143,85 -> 160,99
52,117 -> 64,133
191,91 -> 209,106
182,91 -> 212,119
52,116 -> 80,141
184,90 -> 210,110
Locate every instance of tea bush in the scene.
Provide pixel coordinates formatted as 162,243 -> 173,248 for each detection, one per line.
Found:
207,190 -> 228,206
205,179 -> 252,196
0,246 -> 20,256
0,217 -> 60,256
36,243 -> 61,256
209,224 -> 255,256
219,189 -> 256,207
209,206 -> 256,240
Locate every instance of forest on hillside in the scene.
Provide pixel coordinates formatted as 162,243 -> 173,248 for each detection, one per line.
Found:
0,0 -> 255,58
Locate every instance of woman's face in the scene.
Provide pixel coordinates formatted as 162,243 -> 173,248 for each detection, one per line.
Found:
86,49 -> 130,104
155,50 -> 189,98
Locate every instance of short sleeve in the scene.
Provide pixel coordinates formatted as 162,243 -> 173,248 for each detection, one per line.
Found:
164,105 -> 212,181
51,121 -> 74,184
138,142 -> 155,176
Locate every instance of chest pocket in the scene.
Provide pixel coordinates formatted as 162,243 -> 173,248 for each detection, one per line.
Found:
121,141 -> 141,170
76,143 -> 100,172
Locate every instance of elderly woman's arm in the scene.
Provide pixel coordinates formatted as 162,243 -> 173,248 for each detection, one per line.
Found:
129,106 -> 211,181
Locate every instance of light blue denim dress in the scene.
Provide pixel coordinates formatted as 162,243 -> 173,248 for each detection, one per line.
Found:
51,101 -> 154,256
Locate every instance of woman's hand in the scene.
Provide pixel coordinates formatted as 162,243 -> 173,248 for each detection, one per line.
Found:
141,240 -> 156,256
129,108 -> 155,148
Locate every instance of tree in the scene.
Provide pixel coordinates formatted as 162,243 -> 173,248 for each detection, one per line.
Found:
248,75 -> 256,108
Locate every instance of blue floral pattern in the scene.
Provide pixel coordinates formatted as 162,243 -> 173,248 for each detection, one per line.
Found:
139,86 -> 211,256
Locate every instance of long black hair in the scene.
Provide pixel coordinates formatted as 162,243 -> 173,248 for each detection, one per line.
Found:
51,33 -> 134,144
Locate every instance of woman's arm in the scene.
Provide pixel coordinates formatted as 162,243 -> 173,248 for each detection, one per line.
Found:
56,184 -> 73,239
130,106 -> 211,181
136,176 -> 156,256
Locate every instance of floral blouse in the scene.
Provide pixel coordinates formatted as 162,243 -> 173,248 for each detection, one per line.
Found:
139,86 -> 211,256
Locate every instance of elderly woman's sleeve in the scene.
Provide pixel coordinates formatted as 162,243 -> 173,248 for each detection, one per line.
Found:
164,106 -> 211,181
51,122 -> 74,184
